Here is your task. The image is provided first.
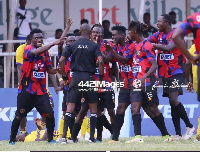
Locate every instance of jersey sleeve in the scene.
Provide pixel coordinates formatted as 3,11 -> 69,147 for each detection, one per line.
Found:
62,45 -> 72,59
147,32 -> 159,43
123,43 -> 135,60
94,44 -> 102,58
144,42 -> 156,62
189,44 -> 196,56
45,51 -> 52,67
16,44 -> 26,65
179,20 -> 193,36
24,45 -> 32,60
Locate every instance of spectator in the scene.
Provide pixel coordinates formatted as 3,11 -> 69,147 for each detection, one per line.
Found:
15,0 -> 32,40
44,29 -> 63,55
102,20 -> 112,39
143,12 -> 157,38
80,19 -> 89,25
73,29 -> 80,35
169,11 -> 182,29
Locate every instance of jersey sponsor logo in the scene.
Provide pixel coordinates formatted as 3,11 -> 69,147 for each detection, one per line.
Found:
160,54 -> 174,60
78,45 -> 88,49
196,15 -> 200,22
119,65 -> 131,72
35,63 -> 44,70
132,66 -> 141,73
95,67 -> 106,74
33,71 -> 45,78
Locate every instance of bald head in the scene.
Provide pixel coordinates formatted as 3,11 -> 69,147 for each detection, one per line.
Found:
80,24 -> 91,36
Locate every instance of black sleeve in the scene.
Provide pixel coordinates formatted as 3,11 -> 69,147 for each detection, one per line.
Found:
62,45 -> 72,59
94,44 -> 102,58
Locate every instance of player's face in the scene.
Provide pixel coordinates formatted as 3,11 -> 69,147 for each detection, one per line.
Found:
66,36 -> 76,45
112,30 -> 121,44
128,28 -> 136,40
143,15 -> 150,24
32,33 -> 43,48
157,16 -> 166,32
91,27 -> 103,42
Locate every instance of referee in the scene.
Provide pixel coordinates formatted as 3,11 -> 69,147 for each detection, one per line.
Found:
59,23 -> 104,143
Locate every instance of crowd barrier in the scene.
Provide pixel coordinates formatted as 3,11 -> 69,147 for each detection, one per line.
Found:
0,87 -> 199,141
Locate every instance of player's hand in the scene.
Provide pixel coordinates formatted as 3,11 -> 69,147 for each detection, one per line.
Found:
191,55 -> 200,64
54,86 -> 62,94
66,17 -> 73,30
52,39 -> 62,46
104,43 -> 114,51
125,36 -> 130,43
186,82 -> 194,93
140,77 -> 146,87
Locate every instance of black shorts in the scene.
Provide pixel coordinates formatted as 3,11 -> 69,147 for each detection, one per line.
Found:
130,85 -> 159,107
162,73 -> 185,97
62,89 -> 81,113
68,72 -> 98,104
16,90 -> 54,117
97,92 -> 115,110
118,88 -> 131,103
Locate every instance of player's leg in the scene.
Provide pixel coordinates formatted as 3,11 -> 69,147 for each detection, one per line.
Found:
110,88 -> 130,142
9,90 -> 32,145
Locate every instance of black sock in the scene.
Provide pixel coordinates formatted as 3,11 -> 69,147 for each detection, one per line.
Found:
62,112 -> 72,138
102,114 -> 113,134
112,114 -> 125,141
132,114 -> 142,136
72,123 -> 81,142
46,115 -> 55,142
175,102 -> 193,128
90,113 -> 97,142
171,106 -> 181,136
10,117 -> 21,142
152,113 -> 169,136
96,115 -> 104,141
69,117 -> 75,136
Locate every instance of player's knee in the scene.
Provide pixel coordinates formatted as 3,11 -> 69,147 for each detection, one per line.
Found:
131,103 -> 141,115
46,112 -> 54,118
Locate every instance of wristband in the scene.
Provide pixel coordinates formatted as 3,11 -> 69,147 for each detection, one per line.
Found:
62,75 -> 68,81
59,78 -> 63,82
99,74 -> 103,81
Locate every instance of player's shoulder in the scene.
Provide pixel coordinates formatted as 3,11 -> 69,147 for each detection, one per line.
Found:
24,44 -> 33,51
143,40 -> 153,49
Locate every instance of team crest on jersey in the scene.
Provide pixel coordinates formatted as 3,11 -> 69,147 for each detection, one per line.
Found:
137,51 -> 141,56
42,56 -> 46,61
196,15 -> 200,22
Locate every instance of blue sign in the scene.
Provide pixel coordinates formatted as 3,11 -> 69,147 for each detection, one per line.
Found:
0,88 -> 60,141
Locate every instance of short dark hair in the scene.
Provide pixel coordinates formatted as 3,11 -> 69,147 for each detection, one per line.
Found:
73,29 -> 80,34
111,25 -> 126,35
74,33 -> 81,36
66,33 -> 75,37
81,19 -> 89,25
30,29 -> 42,37
169,11 -> 176,16
128,21 -> 148,34
55,29 -> 63,34
143,12 -> 150,17
91,24 -> 104,33
26,34 -> 31,40
102,20 -> 110,26
161,14 -> 172,25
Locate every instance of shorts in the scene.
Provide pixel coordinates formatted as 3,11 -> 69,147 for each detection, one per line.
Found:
118,87 -> 131,103
16,90 -> 54,117
62,89 -> 81,114
130,85 -> 159,107
162,73 -> 185,97
97,92 -> 115,110
68,72 -> 98,104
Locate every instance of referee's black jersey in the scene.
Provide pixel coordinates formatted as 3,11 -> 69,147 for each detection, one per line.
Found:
62,38 -> 102,74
